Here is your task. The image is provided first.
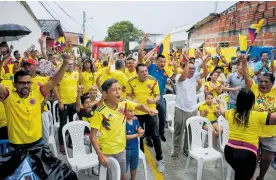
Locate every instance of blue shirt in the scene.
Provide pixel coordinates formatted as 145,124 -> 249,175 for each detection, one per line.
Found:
254,60 -> 271,73
126,118 -> 140,150
148,64 -> 168,96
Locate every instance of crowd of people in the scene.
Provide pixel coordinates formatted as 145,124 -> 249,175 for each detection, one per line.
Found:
0,32 -> 276,180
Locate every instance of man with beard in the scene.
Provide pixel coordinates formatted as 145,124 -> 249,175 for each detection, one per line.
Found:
0,54 -> 70,149
138,33 -> 169,146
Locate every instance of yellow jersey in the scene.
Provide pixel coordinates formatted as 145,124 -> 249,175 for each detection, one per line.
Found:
225,109 -> 268,148
251,82 -> 276,137
1,86 -> 46,144
0,102 -> 7,128
90,100 -> 137,154
199,103 -> 218,121
110,70 -> 131,99
124,69 -> 136,79
32,76 -> 50,111
58,71 -> 79,104
204,81 -> 222,97
80,71 -> 96,94
127,75 -> 160,115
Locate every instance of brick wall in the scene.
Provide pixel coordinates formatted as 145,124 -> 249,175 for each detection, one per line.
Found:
189,1 -> 276,47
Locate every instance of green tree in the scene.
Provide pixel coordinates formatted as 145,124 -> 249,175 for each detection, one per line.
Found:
105,21 -> 144,54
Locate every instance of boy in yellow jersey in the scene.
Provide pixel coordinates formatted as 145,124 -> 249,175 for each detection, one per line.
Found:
90,78 -> 157,180
126,63 -> 165,173
0,54 -> 71,149
109,60 -> 131,100
125,57 -> 137,78
53,59 -> 79,154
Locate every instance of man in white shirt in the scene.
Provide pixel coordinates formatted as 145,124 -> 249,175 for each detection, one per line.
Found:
171,53 -> 209,160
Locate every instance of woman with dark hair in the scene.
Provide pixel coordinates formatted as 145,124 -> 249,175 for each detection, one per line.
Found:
204,71 -> 222,97
217,88 -> 276,180
241,54 -> 276,180
213,65 -> 226,84
80,59 -> 96,95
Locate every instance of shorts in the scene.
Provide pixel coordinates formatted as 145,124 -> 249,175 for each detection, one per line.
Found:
104,150 -> 126,180
203,120 -> 218,128
260,137 -> 276,152
126,148 -> 139,171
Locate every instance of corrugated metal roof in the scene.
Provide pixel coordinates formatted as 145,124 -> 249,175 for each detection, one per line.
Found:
39,20 -> 64,39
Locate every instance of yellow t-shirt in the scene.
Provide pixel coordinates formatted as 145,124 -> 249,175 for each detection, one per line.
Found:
90,100 -> 137,154
199,103 -> 218,121
110,70 -> 131,99
98,67 -> 112,84
0,102 -> 7,128
124,69 -> 136,79
204,81 -> 222,97
127,76 -> 160,115
225,109 -> 269,148
80,71 -> 96,94
95,61 -> 102,71
58,71 -> 79,104
2,86 -> 46,144
250,82 -> 276,137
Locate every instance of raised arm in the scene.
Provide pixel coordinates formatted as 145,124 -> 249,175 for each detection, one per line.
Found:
38,38 -> 47,60
76,85 -> 83,113
138,33 -> 149,64
200,53 -> 210,79
178,54 -> 189,82
241,54 -> 253,89
43,54 -> 70,93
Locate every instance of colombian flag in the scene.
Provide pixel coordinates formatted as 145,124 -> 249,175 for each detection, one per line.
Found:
158,34 -> 173,77
248,19 -> 264,44
239,34 -> 247,53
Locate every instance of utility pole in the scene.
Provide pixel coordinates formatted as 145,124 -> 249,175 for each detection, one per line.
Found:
83,11 -> 86,44
214,1 -> 218,13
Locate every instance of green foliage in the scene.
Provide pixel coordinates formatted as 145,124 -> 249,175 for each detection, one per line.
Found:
104,21 -> 144,53
78,45 -> 91,58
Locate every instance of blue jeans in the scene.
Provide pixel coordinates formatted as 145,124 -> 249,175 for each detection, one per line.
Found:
126,148 -> 139,172
272,153 -> 276,170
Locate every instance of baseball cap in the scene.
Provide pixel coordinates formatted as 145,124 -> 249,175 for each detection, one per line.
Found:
22,58 -> 36,65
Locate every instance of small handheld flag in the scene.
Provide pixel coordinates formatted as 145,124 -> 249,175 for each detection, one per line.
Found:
239,34 -> 248,54
248,19 -> 264,44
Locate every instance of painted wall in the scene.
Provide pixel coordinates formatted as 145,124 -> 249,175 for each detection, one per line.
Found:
0,1 -> 41,54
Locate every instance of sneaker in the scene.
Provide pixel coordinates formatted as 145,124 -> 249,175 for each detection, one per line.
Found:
160,135 -> 166,142
183,151 -> 189,157
156,160 -> 165,173
171,152 -> 179,160
92,167 -> 99,176
146,139 -> 154,147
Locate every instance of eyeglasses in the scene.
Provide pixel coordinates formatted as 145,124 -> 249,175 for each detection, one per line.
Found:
189,68 -> 195,70
16,81 -> 32,86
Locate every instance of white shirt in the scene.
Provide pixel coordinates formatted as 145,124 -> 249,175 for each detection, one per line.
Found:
175,73 -> 200,112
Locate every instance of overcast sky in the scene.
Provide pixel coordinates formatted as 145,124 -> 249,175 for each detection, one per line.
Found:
27,1 -> 237,41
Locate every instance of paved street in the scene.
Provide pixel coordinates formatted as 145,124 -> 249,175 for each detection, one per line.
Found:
57,130 -> 276,180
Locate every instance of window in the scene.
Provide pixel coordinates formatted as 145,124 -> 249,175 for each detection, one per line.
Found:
219,42 -> 229,47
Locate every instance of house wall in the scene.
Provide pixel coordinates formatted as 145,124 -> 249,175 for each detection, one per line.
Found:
188,1 -> 276,47
0,1 -> 41,53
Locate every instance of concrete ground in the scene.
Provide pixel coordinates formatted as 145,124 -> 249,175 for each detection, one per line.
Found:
57,130 -> 276,180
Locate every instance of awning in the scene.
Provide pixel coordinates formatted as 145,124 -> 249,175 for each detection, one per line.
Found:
190,41 -> 204,48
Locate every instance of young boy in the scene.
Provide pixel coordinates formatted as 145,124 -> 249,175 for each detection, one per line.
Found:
90,78 -> 157,180
199,92 -> 223,146
126,108 -> 144,180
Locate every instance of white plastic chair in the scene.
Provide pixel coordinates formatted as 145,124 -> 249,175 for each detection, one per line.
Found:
184,116 -> 224,180
62,121 -> 99,177
138,138 -> 148,180
167,101 -> 175,151
163,94 -> 176,120
52,100 -> 60,132
47,111 -> 58,157
99,157 -> 121,180
217,116 -> 233,180
196,93 -> 205,103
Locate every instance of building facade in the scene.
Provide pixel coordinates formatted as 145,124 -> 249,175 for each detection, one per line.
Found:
187,1 -> 276,48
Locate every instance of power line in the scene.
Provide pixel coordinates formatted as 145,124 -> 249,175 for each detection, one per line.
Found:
54,1 -> 82,25
39,1 -> 56,19
43,1 -> 71,31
